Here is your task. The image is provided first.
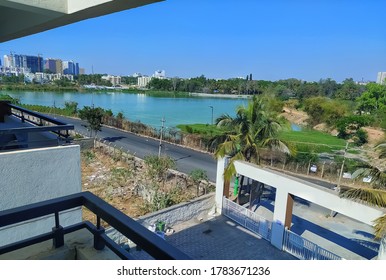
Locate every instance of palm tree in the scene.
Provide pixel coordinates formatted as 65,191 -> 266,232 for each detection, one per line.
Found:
212,95 -> 294,201
339,142 -> 386,241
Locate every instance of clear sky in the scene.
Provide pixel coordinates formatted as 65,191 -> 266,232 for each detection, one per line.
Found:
1,0 -> 385,82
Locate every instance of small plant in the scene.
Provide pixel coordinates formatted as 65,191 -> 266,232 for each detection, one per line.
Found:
111,167 -> 132,184
144,155 -> 176,182
82,150 -> 95,163
189,168 -> 209,197
73,133 -> 84,139
112,148 -> 123,162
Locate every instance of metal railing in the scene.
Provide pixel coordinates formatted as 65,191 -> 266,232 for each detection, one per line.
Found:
0,191 -> 190,260
222,197 -> 272,241
0,103 -> 74,150
283,228 -> 343,260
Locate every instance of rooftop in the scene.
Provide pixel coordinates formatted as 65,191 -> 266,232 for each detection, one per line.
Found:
0,101 -> 74,151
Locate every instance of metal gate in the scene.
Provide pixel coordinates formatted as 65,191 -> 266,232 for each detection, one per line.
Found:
222,197 -> 272,241
283,228 -> 343,260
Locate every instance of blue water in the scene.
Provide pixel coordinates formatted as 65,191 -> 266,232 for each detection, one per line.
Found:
2,90 -> 248,129
291,123 -> 303,131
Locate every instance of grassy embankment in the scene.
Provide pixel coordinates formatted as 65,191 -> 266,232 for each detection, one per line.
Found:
177,123 -> 350,154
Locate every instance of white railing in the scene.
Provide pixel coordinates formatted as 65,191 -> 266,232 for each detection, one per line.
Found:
222,197 -> 272,241
283,228 -> 343,260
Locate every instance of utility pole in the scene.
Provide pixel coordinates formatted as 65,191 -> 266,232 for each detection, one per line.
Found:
158,117 -> 165,158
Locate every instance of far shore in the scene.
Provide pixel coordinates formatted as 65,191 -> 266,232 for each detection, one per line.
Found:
188,92 -> 252,99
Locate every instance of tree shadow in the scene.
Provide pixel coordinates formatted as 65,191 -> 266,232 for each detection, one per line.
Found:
103,136 -> 126,142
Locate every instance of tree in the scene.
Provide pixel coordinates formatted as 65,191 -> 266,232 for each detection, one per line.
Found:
336,78 -> 364,100
304,96 -> 348,127
64,101 -> 78,115
78,106 -> 104,137
336,115 -> 372,143
213,95 -> 293,201
356,83 -> 386,113
189,169 -> 209,197
295,81 -> 320,99
318,78 -> 338,97
339,143 -> 386,242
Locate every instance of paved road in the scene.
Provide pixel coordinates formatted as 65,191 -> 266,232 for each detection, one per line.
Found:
54,115 -> 218,182
56,115 -> 338,190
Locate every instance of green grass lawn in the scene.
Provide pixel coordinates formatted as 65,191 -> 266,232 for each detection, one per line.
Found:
178,122 -> 352,154
279,129 -> 348,153
176,123 -> 224,136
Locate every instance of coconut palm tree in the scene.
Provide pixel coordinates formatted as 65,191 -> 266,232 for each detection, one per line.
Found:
212,95 -> 294,201
339,142 -> 386,240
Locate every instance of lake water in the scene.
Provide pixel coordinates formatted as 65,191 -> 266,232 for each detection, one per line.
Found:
2,90 -> 248,129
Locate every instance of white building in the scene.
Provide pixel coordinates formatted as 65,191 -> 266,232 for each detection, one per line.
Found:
153,69 -> 166,78
377,72 -> 386,85
138,76 -> 152,88
132,72 -> 142,77
102,74 -> 121,86
3,54 -> 12,68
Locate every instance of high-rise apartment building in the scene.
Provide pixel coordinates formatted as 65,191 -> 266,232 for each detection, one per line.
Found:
55,59 -> 63,74
44,58 -> 57,73
3,55 -> 11,68
63,60 -> 80,75
3,54 -> 43,73
377,72 -> 386,85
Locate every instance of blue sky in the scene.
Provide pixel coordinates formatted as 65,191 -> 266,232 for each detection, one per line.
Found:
1,0 -> 385,82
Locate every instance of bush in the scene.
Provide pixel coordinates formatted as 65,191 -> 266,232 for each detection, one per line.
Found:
144,155 -> 176,182
353,128 -> 368,146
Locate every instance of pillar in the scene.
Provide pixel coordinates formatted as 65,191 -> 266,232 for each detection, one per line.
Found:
270,188 -> 294,250
215,157 -> 228,214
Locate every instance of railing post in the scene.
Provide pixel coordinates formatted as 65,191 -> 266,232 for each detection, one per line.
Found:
94,216 -> 105,250
52,212 -> 64,248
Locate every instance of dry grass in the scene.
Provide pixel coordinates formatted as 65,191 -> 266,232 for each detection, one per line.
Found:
81,148 -> 148,224
80,147 -> 203,225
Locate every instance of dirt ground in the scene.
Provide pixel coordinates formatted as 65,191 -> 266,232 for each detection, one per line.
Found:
81,149 -> 148,223
362,127 -> 385,146
281,107 -> 308,126
80,147 -> 203,224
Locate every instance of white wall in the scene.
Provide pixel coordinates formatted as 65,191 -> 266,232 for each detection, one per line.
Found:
233,161 -> 385,226
216,158 -> 386,254
0,145 -> 82,246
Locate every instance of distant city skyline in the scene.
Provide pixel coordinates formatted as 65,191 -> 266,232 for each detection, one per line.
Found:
0,0 -> 385,82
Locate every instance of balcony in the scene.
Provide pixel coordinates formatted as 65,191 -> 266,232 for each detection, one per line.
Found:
0,101 -> 74,151
0,191 -> 190,260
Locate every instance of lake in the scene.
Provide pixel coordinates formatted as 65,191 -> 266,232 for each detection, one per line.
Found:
2,90 -> 249,129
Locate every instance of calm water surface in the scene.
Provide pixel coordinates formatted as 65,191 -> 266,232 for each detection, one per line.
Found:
3,91 -> 248,129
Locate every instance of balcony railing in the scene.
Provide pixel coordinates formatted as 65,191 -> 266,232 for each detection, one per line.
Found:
0,191 -> 191,260
0,102 -> 74,150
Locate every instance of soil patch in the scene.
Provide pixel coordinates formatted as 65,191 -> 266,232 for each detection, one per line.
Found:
80,147 -> 211,224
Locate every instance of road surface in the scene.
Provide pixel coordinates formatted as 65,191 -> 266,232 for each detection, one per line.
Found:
54,115 -> 218,182
55,115 -> 337,189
